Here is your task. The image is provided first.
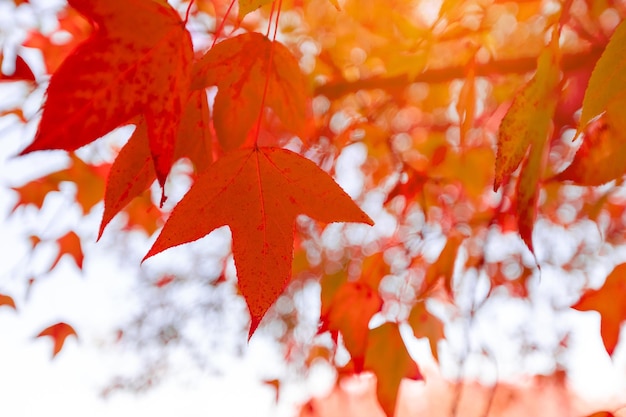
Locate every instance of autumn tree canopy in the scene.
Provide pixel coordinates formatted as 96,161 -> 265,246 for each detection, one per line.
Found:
2,0 -> 626,415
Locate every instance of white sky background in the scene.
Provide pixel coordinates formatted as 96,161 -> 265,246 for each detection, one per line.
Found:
2,0 -> 626,416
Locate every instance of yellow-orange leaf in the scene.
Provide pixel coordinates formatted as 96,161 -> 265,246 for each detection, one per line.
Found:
494,32 -> 560,252
494,36 -> 560,191
555,98 -> 626,185
578,19 -> 626,134
238,0 -> 272,19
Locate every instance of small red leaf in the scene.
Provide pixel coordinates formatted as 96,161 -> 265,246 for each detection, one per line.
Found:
50,231 -> 84,271
154,275 -> 175,288
36,322 -> 78,358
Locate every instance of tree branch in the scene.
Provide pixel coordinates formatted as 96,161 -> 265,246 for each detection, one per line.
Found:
314,46 -> 604,100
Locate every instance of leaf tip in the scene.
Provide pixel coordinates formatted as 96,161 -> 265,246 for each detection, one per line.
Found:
248,315 -> 262,341
0,294 -> 17,310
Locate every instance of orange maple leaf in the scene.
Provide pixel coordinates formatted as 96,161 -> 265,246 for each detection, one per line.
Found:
408,301 -> 444,361
363,322 -> 422,417
555,100 -> 626,186
416,230 -> 465,297
321,281 -> 382,372
494,31 -> 560,253
192,32 -> 310,150
50,231 -> 84,271
0,294 -> 16,310
36,322 -> 78,358
11,154 -> 109,215
20,0 -> 193,187
572,263 -> 626,356
145,147 -> 373,337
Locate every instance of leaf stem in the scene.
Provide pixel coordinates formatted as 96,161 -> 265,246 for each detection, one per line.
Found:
184,0 -> 195,24
212,0 -> 237,48
254,0 -> 282,147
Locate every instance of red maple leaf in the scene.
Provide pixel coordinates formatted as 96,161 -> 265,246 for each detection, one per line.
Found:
20,0 -> 193,187
192,32 -> 310,150
36,322 -> 78,358
50,230 -> 84,271
145,147 -> 373,337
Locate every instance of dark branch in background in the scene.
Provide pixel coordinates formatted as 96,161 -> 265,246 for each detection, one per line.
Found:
314,46 -> 604,100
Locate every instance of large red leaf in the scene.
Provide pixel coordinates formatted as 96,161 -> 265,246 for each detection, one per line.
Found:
36,322 -> 78,358
20,0 -> 193,187
192,32 -> 310,150
98,91 -> 211,238
145,147 -> 373,336
363,322 -> 422,417
572,263 -> 626,356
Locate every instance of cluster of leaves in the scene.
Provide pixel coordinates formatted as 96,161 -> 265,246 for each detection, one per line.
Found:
3,0 -> 626,415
